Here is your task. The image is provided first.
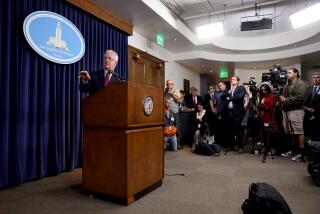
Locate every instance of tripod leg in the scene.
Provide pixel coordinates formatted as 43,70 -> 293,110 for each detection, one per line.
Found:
262,130 -> 271,163
262,153 -> 266,163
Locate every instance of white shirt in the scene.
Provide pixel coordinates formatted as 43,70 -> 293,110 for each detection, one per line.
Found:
105,70 -> 113,79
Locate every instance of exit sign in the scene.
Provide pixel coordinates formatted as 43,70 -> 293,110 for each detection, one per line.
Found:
156,34 -> 164,46
219,69 -> 228,78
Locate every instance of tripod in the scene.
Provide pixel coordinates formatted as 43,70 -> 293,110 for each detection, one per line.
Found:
261,95 -> 278,163
262,123 -> 275,163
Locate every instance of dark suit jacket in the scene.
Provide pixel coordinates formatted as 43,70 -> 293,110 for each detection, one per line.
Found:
185,95 -> 203,109
79,69 -> 122,94
204,93 -> 214,111
304,85 -> 320,120
227,85 -> 246,118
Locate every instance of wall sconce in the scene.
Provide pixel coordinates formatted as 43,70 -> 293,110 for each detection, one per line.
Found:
133,53 -> 140,60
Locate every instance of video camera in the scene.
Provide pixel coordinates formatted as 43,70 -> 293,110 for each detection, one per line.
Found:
262,65 -> 287,96
243,77 -> 259,97
262,65 -> 287,86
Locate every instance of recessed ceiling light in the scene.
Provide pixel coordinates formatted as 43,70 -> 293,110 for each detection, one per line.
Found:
290,3 -> 320,29
201,64 -> 205,68
173,38 -> 177,42
294,44 -> 297,47
196,22 -> 224,39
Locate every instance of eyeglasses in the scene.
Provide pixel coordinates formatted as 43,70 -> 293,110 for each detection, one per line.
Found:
104,56 -> 117,62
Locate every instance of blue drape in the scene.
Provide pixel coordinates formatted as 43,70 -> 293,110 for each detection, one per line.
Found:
0,0 -> 128,188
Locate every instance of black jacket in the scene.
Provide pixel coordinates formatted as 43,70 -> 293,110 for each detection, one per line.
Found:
79,69 -> 122,94
204,93 -> 215,111
185,95 -> 203,109
304,85 -> 320,120
226,85 -> 246,118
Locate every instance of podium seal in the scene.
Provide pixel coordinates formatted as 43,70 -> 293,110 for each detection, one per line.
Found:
143,96 -> 154,116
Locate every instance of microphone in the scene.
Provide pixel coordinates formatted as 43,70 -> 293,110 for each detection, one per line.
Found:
109,70 -> 122,82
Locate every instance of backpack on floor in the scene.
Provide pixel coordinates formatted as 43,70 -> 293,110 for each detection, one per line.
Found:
241,182 -> 292,214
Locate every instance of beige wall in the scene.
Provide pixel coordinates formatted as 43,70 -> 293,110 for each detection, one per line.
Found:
128,32 -> 200,91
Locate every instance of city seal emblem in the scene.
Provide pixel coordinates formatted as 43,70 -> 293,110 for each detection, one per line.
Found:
143,96 -> 154,116
23,11 -> 85,64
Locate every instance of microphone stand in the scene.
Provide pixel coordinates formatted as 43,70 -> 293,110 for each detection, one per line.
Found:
110,71 -> 123,82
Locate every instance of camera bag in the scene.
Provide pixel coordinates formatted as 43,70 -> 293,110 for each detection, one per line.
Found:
241,182 -> 292,214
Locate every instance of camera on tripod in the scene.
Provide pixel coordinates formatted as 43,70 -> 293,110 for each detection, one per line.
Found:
262,65 -> 287,96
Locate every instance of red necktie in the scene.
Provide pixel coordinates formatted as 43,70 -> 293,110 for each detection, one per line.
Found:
104,73 -> 110,87
193,96 -> 196,109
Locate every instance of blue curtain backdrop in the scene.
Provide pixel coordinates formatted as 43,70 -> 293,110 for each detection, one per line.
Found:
0,0 -> 128,188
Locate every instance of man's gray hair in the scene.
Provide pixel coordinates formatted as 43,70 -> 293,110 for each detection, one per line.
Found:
105,50 -> 118,62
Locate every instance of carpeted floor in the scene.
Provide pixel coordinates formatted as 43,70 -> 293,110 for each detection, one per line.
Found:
1,148 -> 319,214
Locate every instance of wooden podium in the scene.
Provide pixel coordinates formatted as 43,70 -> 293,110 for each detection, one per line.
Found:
82,81 -> 164,205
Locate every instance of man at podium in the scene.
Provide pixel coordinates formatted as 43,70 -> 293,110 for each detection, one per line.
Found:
79,50 -> 122,94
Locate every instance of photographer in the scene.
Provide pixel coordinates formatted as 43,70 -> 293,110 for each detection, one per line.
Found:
165,80 -> 182,149
165,80 -> 181,114
192,121 -> 221,156
279,68 -> 308,162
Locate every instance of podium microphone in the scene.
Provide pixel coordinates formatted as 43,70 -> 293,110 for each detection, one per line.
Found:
110,70 -> 122,82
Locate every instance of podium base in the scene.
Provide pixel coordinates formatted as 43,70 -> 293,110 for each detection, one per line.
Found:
84,180 -> 162,205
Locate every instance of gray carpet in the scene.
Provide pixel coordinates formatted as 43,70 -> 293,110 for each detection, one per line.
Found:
1,148 -> 320,214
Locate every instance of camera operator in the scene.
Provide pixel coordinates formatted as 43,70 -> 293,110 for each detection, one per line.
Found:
225,76 -> 246,153
279,68 -> 308,162
304,72 -> 320,141
241,86 -> 252,147
242,78 -> 259,147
